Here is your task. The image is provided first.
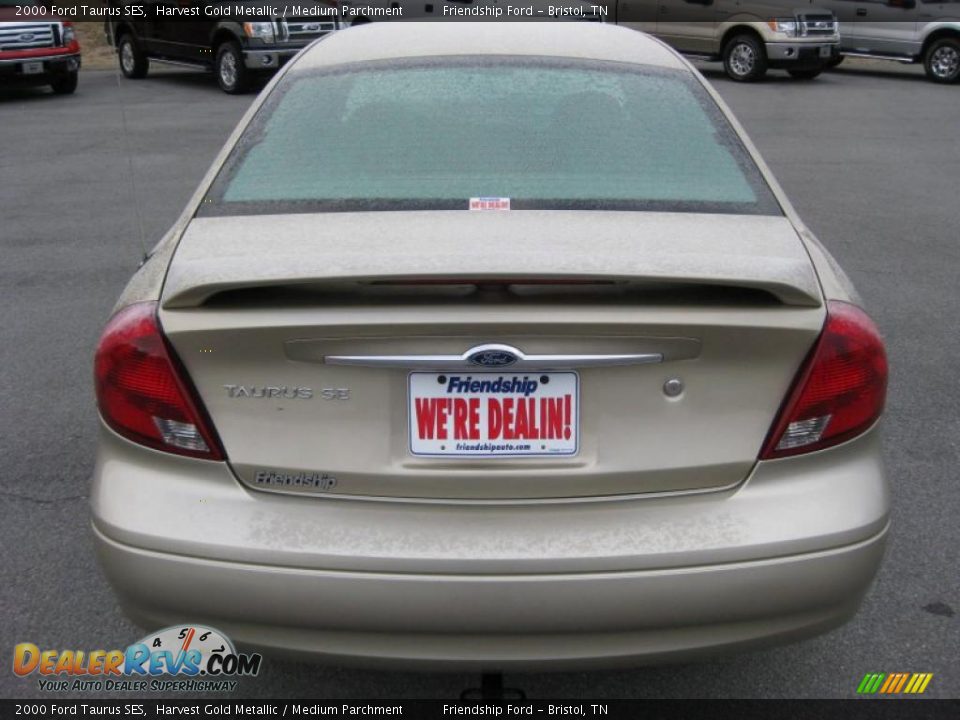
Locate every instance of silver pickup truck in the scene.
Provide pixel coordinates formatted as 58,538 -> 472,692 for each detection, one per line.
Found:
607,0 -> 840,81
820,0 -> 960,83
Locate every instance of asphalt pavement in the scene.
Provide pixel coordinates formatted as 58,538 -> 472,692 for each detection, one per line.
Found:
0,59 -> 957,700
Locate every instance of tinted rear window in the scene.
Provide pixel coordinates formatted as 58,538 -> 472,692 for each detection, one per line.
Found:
202,57 -> 780,216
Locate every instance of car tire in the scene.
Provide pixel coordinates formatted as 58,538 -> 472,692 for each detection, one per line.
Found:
215,41 -> 249,94
788,68 -> 823,80
118,33 -> 149,79
924,37 -> 960,84
50,70 -> 78,95
723,34 -> 768,82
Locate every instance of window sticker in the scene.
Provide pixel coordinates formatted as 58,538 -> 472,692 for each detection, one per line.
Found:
469,197 -> 511,211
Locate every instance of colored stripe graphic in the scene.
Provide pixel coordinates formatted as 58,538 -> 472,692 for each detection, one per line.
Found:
904,673 -> 934,694
857,673 -> 885,694
893,673 -> 910,693
858,672 -> 933,694
879,674 -> 895,693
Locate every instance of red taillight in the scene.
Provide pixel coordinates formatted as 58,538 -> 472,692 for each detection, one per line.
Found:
760,300 -> 887,460
94,302 -> 224,460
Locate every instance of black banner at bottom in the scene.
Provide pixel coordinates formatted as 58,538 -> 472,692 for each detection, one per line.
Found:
2,700 -> 959,720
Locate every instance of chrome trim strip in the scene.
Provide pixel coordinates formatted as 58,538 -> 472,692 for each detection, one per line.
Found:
0,52 -> 79,66
242,49 -> 301,56
840,51 -> 914,63
233,473 -> 746,506
325,343 -> 663,370
145,57 -> 208,70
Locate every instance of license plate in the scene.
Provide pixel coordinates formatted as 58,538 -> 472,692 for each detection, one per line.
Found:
409,372 -> 579,457
819,46 -> 832,58
21,61 -> 43,75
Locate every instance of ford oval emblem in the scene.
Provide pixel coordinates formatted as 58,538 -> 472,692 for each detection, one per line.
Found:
19,33 -> 36,42
468,348 -> 519,368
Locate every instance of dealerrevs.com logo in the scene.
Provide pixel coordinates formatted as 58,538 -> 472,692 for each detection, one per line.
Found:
13,625 -> 261,693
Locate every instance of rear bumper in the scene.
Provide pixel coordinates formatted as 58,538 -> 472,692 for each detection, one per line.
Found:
91,423 -> 889,669
94,525 -> 886,670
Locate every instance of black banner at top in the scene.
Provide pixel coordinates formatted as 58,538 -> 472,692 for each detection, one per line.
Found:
0,0 -> 891,23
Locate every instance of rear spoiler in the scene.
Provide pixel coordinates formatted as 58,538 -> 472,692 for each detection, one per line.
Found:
162,270 -> 819,308
161,211 -> 824,309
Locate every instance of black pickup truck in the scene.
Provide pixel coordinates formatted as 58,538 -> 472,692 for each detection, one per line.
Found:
104,4 -> 339,93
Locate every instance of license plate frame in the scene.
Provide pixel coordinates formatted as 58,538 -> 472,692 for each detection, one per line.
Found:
408,371 -> 580,458
21,61 -> 44,75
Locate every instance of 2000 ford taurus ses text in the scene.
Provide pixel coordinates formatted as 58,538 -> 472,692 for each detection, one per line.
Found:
91,22 -> 890,670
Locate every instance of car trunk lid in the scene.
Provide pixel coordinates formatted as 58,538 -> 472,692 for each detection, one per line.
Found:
159,211 -> 825,500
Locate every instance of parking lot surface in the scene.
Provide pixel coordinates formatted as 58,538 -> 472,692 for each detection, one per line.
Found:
1,61 -> 957,699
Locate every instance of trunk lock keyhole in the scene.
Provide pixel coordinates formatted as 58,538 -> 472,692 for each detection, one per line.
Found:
663,378 -> 684,398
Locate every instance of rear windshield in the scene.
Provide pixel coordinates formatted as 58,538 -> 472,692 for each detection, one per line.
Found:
202,57 -> 781,216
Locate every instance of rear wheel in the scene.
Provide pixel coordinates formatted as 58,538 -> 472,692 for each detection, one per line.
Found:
118,33 -> 149,79
924,38 -> 960,84
723,34 -> 767,82
788,68 -> 823,80
50,70 -> 78,95
215,41 -> 249,94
